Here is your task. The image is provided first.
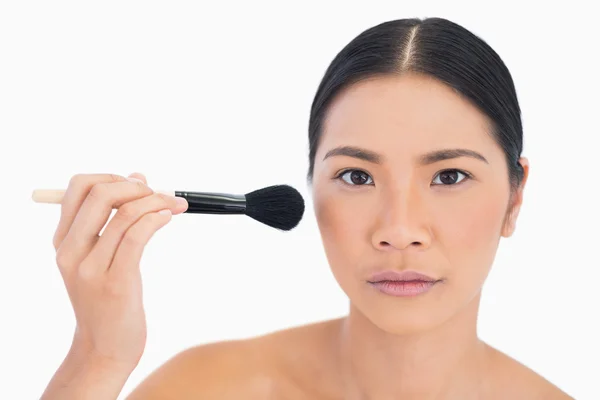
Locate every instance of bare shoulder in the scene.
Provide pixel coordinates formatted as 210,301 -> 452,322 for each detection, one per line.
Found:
125,319 -> 341,399
125,338 -> 273,399
485,344 -> 574,400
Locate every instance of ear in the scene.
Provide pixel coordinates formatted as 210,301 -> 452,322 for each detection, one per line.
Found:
501,157 -> 529,238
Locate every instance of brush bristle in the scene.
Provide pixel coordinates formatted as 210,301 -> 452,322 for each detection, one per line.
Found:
244,185 -> 305,231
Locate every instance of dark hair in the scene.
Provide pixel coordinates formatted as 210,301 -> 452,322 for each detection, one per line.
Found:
307,17 -> 524,193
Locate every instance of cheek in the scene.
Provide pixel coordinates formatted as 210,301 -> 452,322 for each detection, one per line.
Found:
434,187 -> 508,283
314,190 -> 371,281
441,194 -> 505,249
315,195 -> 360,251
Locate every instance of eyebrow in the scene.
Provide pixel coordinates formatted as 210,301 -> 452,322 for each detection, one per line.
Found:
322,146 -> 489,165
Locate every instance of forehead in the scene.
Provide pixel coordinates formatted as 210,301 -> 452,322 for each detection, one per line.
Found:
318,73 -> 495,160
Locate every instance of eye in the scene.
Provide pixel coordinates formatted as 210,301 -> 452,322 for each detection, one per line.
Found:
432,169 -> 471,186
335,169 -> 374,186
334,168 -> 471,187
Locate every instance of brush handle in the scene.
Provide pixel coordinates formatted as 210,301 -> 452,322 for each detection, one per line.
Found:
31,189 -> 247,215
32,189 -> 66,204
31,189 -> 176,204
175,191 -> 246,214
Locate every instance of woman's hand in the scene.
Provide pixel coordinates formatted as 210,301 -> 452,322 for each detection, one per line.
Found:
41,172 -> 188,399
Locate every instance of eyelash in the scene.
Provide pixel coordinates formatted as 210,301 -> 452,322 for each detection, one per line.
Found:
333,168 -> 473,188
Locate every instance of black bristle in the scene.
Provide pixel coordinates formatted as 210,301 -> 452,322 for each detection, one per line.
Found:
244,185 -> 305,231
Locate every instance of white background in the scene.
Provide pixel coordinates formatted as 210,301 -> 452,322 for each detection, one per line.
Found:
1,1 -> 598,399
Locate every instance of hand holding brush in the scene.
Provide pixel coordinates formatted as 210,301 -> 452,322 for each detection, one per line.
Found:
36,172 -> 304,399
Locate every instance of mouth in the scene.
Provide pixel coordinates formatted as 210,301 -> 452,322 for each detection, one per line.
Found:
366,270 -> 442,297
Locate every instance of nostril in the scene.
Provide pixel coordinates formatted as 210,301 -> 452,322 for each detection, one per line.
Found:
380,240 -> 422,248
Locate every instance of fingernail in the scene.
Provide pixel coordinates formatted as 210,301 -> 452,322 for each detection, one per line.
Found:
159,209 -> 172,216
127,177 -> 144,183
175,197 -> 188,207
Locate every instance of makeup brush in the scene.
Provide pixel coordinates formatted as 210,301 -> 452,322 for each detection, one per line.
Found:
32,184 -> 305,231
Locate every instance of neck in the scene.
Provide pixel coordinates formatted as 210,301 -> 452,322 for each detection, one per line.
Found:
336,293 -> 490,400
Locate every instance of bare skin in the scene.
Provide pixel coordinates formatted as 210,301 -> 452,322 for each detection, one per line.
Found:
42,73 -> 573,399
128,74 -> 572,399
127,317 -> 572,399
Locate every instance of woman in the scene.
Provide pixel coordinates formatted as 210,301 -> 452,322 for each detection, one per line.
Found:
41,17 -> 573,399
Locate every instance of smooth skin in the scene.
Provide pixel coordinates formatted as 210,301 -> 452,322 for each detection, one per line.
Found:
41,74 -> 573,400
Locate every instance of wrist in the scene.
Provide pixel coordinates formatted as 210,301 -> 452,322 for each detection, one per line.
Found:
68,329 -> 141,374
67,344 -> 138,376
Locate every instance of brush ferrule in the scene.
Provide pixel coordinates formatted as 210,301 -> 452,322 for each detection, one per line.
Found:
175,191 -> 246,214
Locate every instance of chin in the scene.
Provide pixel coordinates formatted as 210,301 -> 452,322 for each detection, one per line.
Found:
347,283 -> 456,336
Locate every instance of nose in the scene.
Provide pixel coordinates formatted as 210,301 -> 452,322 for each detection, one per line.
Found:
371,186 -> 432,252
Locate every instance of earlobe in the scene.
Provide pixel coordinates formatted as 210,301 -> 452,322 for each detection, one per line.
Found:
501,157 -> 529,238
501,202 -> 521,237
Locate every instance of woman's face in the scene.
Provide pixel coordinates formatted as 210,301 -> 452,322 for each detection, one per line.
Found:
311,73 -> 528,334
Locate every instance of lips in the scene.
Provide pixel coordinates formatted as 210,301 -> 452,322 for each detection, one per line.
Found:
367,270 -> 438,283
366,270 -> 441,297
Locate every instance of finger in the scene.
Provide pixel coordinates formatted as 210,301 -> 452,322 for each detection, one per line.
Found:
87,192 -> 187,271
56,180 -> 154,274
53,173 -> 131,251
127,172 -> 147,185
109,209 -> 173,277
